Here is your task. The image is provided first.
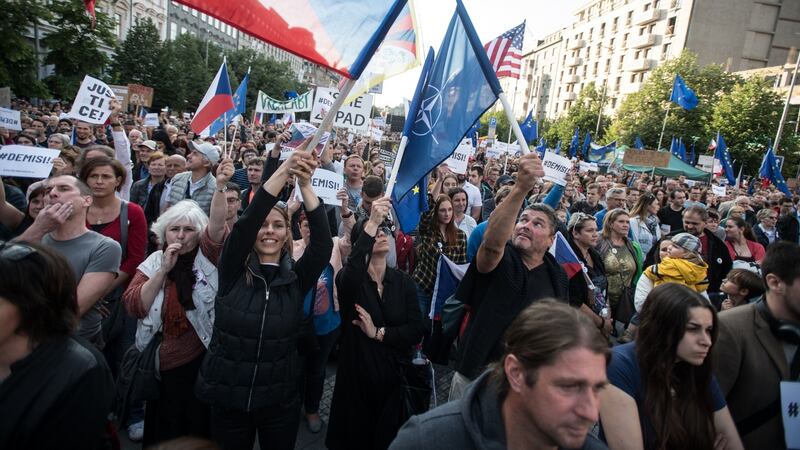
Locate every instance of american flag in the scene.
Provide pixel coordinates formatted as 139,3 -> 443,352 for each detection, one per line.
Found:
484,22 -> 525,79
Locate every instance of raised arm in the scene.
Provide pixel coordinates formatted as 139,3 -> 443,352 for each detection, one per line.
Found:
293,151 -> 333,294
208,157 -> 234,243
108,101 -> 133,200
476,152 -> 544,273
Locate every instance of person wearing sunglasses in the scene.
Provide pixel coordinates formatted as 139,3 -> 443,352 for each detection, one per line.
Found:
0,241 -> 114,449
196,141 -> 333,450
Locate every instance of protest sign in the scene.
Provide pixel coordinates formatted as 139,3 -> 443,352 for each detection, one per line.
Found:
368,83 -> 383,94
780,381 -> 800,449
0,87 -> 11,108
0,107 -> 22,131
68,75 -> 115,124
711,185 -> 726,197
370,127 -> 384,142
622,149 -> 670,168
697,155 -> 714,173
128,83 -> 153,107
144,113 -> 160,127
311,87 -> 372,132
0,146 -> 60,178
485,145 -> 500,160
256,89 -> 313,113
444,141 -> 474,175
294,168 -> 343,207
109,84 -> 129,110
541,152 -> 573,186
280,122 -> 331,159
378,148 -> 395,167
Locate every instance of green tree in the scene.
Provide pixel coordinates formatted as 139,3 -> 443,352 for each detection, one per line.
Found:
152,34 -> 217,111
226,48 -> 305,116
607,51 -> 737,150
109,18 -> 163,88
544,82 -> 610,148
479,110 -> 511,143
42,0 -> 116,100
708,76 -> 789,175
0,0 -> 51,98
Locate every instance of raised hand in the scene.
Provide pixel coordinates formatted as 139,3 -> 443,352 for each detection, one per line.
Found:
216,157 -> 235,184
368,197 -> 392,226
516,151 -> 545,192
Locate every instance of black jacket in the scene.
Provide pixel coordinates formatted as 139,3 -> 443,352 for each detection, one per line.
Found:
777,213 -> 799,244
195,186 -> 333,412
0,337 -> 114,450
455,243 -> 569,380
568,236 -> 606,310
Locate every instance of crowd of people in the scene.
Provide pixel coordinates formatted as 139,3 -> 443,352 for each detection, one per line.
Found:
1,97 -> 799,450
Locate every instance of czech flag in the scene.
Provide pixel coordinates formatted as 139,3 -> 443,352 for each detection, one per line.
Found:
549,231 -> 583,279
171,0 -> 408,80
191,60 -> 235,136
430,255 -> 469,320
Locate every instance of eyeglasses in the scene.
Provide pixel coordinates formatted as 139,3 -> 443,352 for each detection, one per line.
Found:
0,241 -> 37,262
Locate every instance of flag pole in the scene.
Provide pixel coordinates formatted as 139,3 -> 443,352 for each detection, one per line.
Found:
657,79 -> 676,151
306,78 -> 356,155
498,92 -> 530,155
385,135 -> 408,199
773,50 -> 800,154
504,78 -> 521,145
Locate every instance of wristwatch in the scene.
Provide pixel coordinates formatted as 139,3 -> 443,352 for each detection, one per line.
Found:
341,210 -> 353,218
217,186 -> 228,193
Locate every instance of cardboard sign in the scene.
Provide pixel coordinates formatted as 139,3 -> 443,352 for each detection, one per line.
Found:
622,149 -> 671,168
127,83 -> 154,107
295,168 -> 343,207
0,87 -> 11,108
108,84 -> 129,110
256,89 -> 313,113
697,155 -> 714,173
144,113 -> 160,127
541,151 -> 573,186
0,146 -> 60,178
0,107 -> 21,130
68,75 -> 115,124
444,141 -> 474,175
780,382 -> 800,449
578,161 -> 599,173
311,87 -> 372,132
711,185 -> 726,197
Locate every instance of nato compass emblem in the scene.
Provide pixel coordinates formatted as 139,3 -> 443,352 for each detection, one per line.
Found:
412,85 -> 443,144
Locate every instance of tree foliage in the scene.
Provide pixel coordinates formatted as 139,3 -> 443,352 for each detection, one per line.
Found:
607,51 -> 737,150
479,109 -> 512,143
0,0 -> 51,98
543,82 -> 610,146
110,18 -> 164,89
42,0 -> 116,100
226,48 -> 305,114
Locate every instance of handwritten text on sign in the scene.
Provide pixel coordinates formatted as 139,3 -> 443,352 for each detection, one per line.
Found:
68,75 -> 115,124
311,87 -> 372,132
294,168 -> 343,207
0,146 -> 61,178
0,107 -> 21,131
542,151 -> 573,186
444,141 -> 475,175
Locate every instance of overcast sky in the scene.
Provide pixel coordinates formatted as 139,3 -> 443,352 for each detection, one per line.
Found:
374,0 -> 586,107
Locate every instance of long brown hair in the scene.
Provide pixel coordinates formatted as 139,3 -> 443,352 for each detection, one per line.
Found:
244,203 -> 293,287
430,194 -> 458,244
636,283 -> 718,450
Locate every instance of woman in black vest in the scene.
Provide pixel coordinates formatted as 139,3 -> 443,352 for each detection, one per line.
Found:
196,145 -> 333,450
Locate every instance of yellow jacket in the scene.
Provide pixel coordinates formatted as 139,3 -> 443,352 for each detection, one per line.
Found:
643,257 -> 709,293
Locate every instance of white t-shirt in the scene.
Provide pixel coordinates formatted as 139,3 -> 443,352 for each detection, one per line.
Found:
462,182 -> 482,213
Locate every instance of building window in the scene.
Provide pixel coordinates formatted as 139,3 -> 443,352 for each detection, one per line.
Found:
630,73 -> 636,82
606,58 -> 611,73
170,22 -> 177,40
662,43 -> 671,58
612,17 -> 619,32
623,33 -> 629,45
181,26 -> 187,35
112,13 -> 121,37
626,11 -> 633,27
191,8 -> 197,17
201,13 -> 206,21
644,48 -> 650,58
666,16 -> 676,35
648,23 -> 656,33
635,50 -> 641,59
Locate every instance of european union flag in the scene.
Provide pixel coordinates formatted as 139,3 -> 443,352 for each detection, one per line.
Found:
567,128 -> 580,158
536,137 -> 547,157
678,138 -> 687,162
519,111 -> 537,144
759,144 -> 792,196
670,137 -> 679,159
208,71 -> 249,137
554,140 -> 562,155
688,142 -> 696,166
582,132 -> 592,159
670,74 -> 698,110
394,176 -> 429,233
587,141 -> 616,162
634,135 -> 644,150
467,119 -> 480,147
714,132 -> 736,185
391,0 -> 502,199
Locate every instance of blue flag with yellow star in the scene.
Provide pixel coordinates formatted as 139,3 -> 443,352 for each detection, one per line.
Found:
394,175 -> 429,233
208,70 -> 249,137
758,144 -> 792,196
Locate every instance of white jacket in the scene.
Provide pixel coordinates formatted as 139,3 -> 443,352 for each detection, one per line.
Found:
134,249 -> 218,351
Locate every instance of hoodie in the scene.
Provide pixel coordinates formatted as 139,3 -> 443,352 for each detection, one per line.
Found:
643,256 -> 709,293
389,372 -> 608,450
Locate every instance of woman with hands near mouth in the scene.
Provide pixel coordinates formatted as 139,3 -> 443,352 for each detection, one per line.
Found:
121,154 -> 233,446
326,197 -> 425,450
195,139 -> 333,450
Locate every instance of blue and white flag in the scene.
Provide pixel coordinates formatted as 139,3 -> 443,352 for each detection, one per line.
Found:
670,74 -> 698,110
429,254 -> 469,320
714,132 -> 736,185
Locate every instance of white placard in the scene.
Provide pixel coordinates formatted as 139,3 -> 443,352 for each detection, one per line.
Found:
485,146 -> 500,160
295,169 -> 343,207
311,87 -> 372,132
711,185 -> 726,197
578,161 -> 599,173
0,145 -> 60,178
0,107 -> 21,131
444,141 -> 474,175
780,382 -> 800,449
144,113 -> 159,127
67,75 -> 115,124
370,127 -> 383,142
541,151 -> 573,186
493,141 -> 509,154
